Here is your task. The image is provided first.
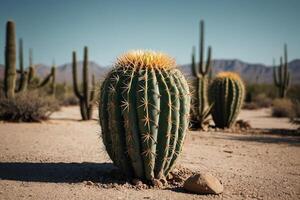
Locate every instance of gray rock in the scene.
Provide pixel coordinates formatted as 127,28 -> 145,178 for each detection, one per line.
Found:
183,173 -> 223,194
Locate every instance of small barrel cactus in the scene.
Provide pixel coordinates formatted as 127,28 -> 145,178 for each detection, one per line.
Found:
99,50 -> 190,183
208,72 -> 245,128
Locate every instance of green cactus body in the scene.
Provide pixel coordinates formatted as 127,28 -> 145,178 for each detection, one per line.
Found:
50,66 -> 56,96
209,72 -> 245,128
4,21 -> 17,99
273,44 -> 290,98
17,38 -> 28,93
190,20 -> 213,129
27,49 -> 36,85
3,21 -> 55,97
72,47 -> 96,120
99,50 -> 190,182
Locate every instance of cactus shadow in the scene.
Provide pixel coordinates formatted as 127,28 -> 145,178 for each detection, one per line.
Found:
0,162 -> 127,184
222,129 -> 300,146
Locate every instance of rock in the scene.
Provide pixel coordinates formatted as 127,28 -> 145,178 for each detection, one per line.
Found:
152,179 -> 164,188
159,178 -> 168,186
84,181 -> 94,186
132,178 -> 143,186
223,150 -> 233,154
183,173 -> 223,194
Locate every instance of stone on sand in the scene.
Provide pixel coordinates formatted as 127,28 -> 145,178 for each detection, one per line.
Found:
183,173 -> 223,194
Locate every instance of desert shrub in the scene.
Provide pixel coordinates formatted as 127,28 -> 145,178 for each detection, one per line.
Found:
243,102 -> 259,110
243,93 -> 272,110
60,94 -> 79,106
293,101 -> 300,118
287,84 -> 300,102
246,83 -> 277,99
271,99 -> 295,118
0,92 -> 60,122
53,83 -> 79,106
253,93 -> 272,108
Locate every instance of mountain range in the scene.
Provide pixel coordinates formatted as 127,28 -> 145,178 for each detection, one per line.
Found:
0,59 -> 299,84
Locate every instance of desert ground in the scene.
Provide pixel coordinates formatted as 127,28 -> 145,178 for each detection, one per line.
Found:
0,106 -> 299,200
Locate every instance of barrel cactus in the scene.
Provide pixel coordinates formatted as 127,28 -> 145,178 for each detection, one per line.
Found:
99,50 -> 190,183
208,72 -> 245,128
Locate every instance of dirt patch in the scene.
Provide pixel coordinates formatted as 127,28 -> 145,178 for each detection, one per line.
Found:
0,107 -> 299,200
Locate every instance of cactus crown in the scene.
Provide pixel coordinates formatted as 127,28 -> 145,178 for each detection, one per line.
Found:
216,71 -> 242,81
115,50 -> 175,70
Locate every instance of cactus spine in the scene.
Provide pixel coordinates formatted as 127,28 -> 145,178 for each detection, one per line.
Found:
72,47 -> 96,120
99,50 -> 190,183
190,20 -> 212,129
209,72 -> 245,128
273,44 -> 290,98
4,21 -> 17,99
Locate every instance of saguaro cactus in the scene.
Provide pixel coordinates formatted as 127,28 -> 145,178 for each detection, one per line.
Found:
50,65 -> 56,96
27,48 -> 36,85
17,38 -> 28,93
209,72 -> 245,128
190,20 -> 213,129
72,46 -> 96,120
99,50 -> 191,183
273,44 -> 290,98
3,21 -> 53,97
4,21 -> 17,99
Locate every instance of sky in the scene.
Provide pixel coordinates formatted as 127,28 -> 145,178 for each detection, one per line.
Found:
0,0 -> 299,67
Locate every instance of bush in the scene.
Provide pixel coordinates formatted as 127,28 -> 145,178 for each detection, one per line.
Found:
246,83 -> 277,99
271,99 -> 295,118
0,92 -> 60,122
292,101 -> 300,118
243,93 -> 272,110
254,93 -> 272,108
287,85 -> 300,102
60,94 -> 79,106
243,102 -> 259,110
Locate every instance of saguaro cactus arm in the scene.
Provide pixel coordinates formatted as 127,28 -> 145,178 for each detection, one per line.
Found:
191,46 -> 197,77
17,38 -> 27,92
38,72 -> 53,88
4,21 -> 17,99
72,51 -> 83,99
72,47 -> 94,120
89,74 -> 96,104
83,46 -> 89,105
198,20 -> 212,76
189,19 -> 213,129
273,44 -> 290,98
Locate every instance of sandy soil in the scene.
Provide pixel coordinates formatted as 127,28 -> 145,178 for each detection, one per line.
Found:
0,107 -> 299,200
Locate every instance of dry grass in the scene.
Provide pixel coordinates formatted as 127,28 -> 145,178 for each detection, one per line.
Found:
243,93 -> 273,110
271,98 -> 295,118
0,91 -> 60,122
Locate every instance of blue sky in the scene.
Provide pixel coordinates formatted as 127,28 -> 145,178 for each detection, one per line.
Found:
0,0 -> 299,67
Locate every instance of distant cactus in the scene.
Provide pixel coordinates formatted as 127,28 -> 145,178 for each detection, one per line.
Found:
99,50 -> 190,183
190,20 -> 213,129
49,62 -> 56,96
27,48 -> 36,85
209,72 -> 245,128
72,47 -> 96,120
17,38 -> 28,93
273,44 -> 290,98
3,21 -> 54,97
4,21 -> 17,99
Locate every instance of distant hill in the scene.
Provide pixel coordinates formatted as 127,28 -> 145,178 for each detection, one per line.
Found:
0,59 -> 299,84
179,59 -> 300,84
